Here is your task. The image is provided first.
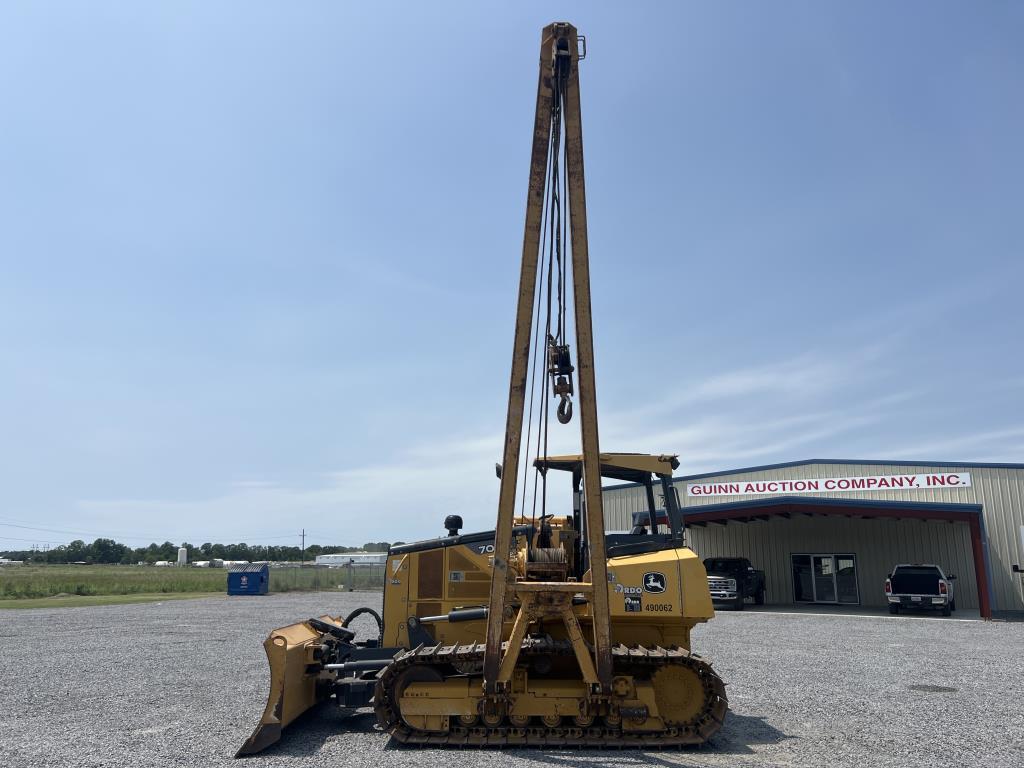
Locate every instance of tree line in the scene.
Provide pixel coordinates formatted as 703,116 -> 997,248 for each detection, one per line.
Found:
0,539 -> 402,565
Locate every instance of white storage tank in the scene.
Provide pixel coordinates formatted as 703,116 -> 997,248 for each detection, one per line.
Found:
177,547 -> 188,567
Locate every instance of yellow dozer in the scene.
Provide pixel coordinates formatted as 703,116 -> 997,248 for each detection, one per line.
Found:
237,22 -> 727,756
238,454 -> 725,755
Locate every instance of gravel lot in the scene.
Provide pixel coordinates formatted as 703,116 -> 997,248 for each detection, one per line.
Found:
1,592 -> 1021,768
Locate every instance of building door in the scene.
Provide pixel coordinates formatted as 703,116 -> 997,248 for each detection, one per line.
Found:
835,555 -> 859,603
792,554 -> 859,605
812,555 -> 837,602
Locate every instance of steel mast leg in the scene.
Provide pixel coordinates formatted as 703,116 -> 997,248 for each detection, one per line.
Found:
560,23 -> 612,691
482,23 -> 558,697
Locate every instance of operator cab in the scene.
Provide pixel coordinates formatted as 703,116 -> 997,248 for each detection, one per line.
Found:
530,452 -> 686,574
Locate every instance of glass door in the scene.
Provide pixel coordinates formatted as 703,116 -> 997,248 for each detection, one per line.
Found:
835,555 -> 859,604
792,555 -> 812,602
812,555 -> 837,602
792,554 -> 860,605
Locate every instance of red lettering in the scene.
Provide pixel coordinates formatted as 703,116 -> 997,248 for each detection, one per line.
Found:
808,480 -> 820,491
744,483 -> 756,493
824,479 -> 836,490
766,482 -> 778,492
947,474 -> 960,486
837,479 -> 851,489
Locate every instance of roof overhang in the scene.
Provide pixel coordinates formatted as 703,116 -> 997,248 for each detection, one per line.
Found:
680,495 -> 983,526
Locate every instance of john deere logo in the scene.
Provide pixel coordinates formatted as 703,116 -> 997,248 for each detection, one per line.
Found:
643,572 -> 666,593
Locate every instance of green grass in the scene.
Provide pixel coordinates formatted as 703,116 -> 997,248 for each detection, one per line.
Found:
0,564 -> 385,601
0,564 -> 225,598
271,565 -> 385,592
0,592 -> 222,609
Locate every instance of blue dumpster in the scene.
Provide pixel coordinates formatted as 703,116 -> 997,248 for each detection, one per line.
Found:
227,563 -> 269,595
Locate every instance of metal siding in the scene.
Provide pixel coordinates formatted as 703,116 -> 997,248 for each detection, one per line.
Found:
603,486 -> 646,531
602,462 -> 1024,610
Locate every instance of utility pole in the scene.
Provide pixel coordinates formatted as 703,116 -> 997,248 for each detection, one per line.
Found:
301,529 -> 305,566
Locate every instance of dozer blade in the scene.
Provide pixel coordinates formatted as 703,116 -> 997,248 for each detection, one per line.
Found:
236,619 -> 333,757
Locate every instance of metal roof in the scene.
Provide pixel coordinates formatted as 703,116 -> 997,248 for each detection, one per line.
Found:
603,458 -> 1024,489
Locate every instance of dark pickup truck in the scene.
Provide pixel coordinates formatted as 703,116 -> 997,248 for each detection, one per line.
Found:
704,557 -> 766,610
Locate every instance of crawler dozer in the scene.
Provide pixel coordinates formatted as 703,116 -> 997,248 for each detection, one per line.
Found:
237,22 -> 727,756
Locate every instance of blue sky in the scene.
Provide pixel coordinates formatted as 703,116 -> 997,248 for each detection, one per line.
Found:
1,2 -> 1022,549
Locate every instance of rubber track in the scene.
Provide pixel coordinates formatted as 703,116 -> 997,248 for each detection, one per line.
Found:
373,638 -> 727,747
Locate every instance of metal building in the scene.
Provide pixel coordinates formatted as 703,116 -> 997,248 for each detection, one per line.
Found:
315,552 -> 388,567
602,460 -> 1024,618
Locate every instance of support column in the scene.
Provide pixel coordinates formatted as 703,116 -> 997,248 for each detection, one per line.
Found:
968,514 -> 992,620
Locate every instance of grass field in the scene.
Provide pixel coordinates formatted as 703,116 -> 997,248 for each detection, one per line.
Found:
0,564 -> 385,602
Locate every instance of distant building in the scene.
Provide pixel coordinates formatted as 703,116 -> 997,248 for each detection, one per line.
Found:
315,552 -> 387,567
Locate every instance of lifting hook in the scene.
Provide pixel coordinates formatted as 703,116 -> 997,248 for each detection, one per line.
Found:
548,336 -> 575,424
557,395 -> 573,424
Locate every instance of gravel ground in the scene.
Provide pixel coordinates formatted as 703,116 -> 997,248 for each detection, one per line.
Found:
1,592 -> 1022,768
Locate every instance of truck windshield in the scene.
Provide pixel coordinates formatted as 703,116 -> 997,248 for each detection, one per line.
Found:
704,559 -> 741,572
891,566 -> 943,595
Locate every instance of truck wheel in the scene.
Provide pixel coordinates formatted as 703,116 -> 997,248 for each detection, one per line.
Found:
941,604 -> 951,617
888,604 -> 899,615
733,595 -> 745,611
754,588 -> 765,606
950,599 -> 956,612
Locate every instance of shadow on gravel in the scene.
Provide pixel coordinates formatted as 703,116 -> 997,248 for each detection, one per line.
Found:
706,713 -> 792,754
244,708 -> 378,758
481,714 -> 790,765
248,708 -> 790,762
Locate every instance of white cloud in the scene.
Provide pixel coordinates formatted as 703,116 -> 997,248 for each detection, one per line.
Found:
76,344 -> 1001,547
78,432 -> 506,545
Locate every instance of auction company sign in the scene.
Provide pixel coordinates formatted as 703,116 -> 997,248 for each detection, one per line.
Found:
686,472 -> 972,498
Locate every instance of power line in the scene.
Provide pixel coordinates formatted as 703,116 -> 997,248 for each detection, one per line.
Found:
0,534 -> 69,545
1,521 -> 377,552
0,519 -> 303,545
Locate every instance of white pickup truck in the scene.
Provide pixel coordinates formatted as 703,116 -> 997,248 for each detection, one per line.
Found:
885,564 -> 957,616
